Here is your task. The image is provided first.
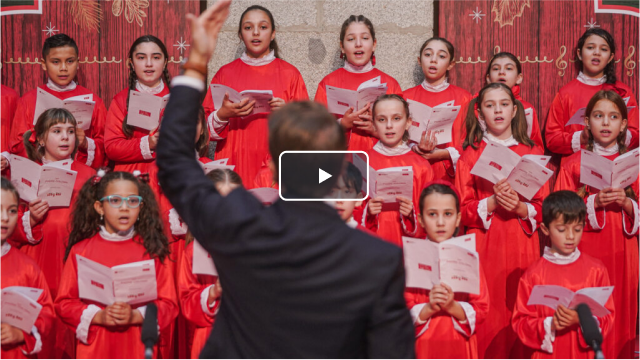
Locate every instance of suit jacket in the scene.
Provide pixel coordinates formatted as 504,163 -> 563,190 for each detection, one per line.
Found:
157,82 -> 415,358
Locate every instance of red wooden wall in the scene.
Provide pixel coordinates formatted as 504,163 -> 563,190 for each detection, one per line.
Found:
1,0 -> 200,105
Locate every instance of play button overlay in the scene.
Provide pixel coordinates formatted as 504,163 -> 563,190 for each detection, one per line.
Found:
279,151 -> 369,201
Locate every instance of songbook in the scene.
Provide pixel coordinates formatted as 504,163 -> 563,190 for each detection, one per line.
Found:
470,141 -> 553,200
403,234 -> 480,294
127,90 -> 170,131
326,76 -> 387,115
77,255 -> 157,305
407,99 -> 460,145
210,84 -> 273,116
527,285 -> 613,317
9,156 -> 77,207
33,89 -> 95,130
580,148 -> 639,190
192,240 -> 217,277
1,287 -> 43,333
249,187 -> 279,205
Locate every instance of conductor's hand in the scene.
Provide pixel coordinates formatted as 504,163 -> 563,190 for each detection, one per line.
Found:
186,0 -> 231,64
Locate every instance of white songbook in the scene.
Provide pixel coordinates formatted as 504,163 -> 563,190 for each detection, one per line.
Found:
326,76 -> 388,115
210,84 -> 273,116
403,234 -> 480,295
1,287 -> 43,333
470,142 -> 553,200
192,240 -> 217,277
407,100 -> 461,145
33,89 -> 95,130
201,163 -> 236,174
249,187 -> 279,205
127,90 -> 170,131
9,156 -> 77,207
527,285 -> 613,317
76,255 -> 157,305
361,165 -> 414,205
580,148 -> 639,190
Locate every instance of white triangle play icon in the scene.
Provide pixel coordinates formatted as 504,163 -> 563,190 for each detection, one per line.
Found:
318,168 -> 332,184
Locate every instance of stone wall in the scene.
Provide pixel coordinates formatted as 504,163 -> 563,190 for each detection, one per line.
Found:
206,0 -> 435,99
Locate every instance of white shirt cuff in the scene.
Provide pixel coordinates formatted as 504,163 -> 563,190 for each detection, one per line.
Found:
623,199 -> 639,235
587,194 -> 605,230
168,208 -> 188,236
171,75 -> 206,93
84,137 -> 96,167
478,197 -> 493,230
140,135 -> 154,160
445,146 -> 460,171
521,202 -> 538,235
400,207 -> 418,237
1,151 -> 10,163
409,303 -> 431,337
76,304 -> 101,344
452,301 -> 476,336
541,316 -> 556,353
200,285 -> 218,317
21,325 -> 42,356
22,211 -> 38,244
571,130 -> 582,153
208,110 -> 228,141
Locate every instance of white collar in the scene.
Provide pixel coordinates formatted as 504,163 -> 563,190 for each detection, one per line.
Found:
373,141 -> 412,156
577,71 -> 607,86
99,225 -> 135,241
346,217 -> 358,229
543,246 -> 581,265
47,78 -> 77,92
593,142 -> 620,156
1,242 -> 11,257
41,157 -> 72,165
483,132 -> 519,147
421,78 -> 450,93
343,60 -> 374,74
240,50 -> 276,66
136,80 -> 165,95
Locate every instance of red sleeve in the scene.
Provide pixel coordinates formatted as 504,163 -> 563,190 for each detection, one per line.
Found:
8,96 -> 32,157
177,245 -> 217,328
455,156 -> 487,229
511,272 -> 549,351
588,266 -> 615,348
203,71 -> 224,126
314,79 -> 328,106
1,88 -> 18,153
75,98 -> 107,169
8,205 -> 43,248
529,108 -> 544,150
452,267 -> 490,337
104,96 -> 154,163
625,93 -> 639,150
153,258 -> 179,331
387,78 -> 403,96
452,101 -> 471,149
403,289 -> 429,336
289,71 -> 309,101
544,92 -> 575,155
22,264 -> 56,354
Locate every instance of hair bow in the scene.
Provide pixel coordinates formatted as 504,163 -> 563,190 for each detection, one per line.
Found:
132,170 -> 150,183
28,129 -> 38,144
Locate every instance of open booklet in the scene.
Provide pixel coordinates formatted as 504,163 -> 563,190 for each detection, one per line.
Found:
326,76 -> 388,115
77,255 -> 157,305
127,90 -> 170,131
249,187 -> 279,205
210,84 -> 273,116
200,158 -> 236,174
193,240 -> 218,277
470,141 -> 553,200
407,100 -> 461,145
9,156 -> 77,207
527,285 -> 613,317
566,96 -> 635,126
1,287 -> 43,333
580,148 -> 639,190
33,89 -> 95,130
403,234 -> 480,295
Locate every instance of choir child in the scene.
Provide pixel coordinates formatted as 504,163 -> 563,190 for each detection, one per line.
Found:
1,178 -> 55,359
405,181 -> 489,359
554,90 -> 638,359
455,82 -> 545,358
545,28 -> 639,161
404,37 -> 472,182
327,162 -> 367,231
202,5 -> 308,188
7,34 -> 107,169
363,94 -> 434,247
104,35 -> 172,197
1,85 -> 19,167
315,15 -> 403,152
512,190 -> 614,359
178,168 -> 242,358
55,171 -> 178,359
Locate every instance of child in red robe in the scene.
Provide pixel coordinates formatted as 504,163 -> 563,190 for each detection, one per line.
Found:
405,181 -> 490,359
326,162 -> 371,233
362,95 -> 434,247
545,29 -> 639,162
202,5 -> 308,188
315,15 -> 403,152
55,171 -> 178,359
1,85 -> 18,154
455,83 -> 546,358
404,37 -> 472,183
512,190 -> 615,359
554,90 -> 638,359
1,178 -> 55,359
7,34 -> 107,169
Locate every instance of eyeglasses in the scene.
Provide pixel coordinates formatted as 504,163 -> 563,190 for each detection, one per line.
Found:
100,195 -> 143,208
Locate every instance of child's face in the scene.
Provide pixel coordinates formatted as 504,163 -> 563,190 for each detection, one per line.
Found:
578,35 -> 613,78
215,182 -> 240,197
94,180 -> 141,234
373,99 -> 411,148
1,189 -> 19,243
341,22 -> 377,67
42,122 -> 76,162
541,216 -> 584,257
486,57 -> 522,89
41,46 -> 78,87
419,40 -> 453,83
131,42 -> 166,88
328,177 -> 363,221
240,10 -> 275,59
479,88 -> 517,140
418,193 -> 460,243
586,99 -> 627,149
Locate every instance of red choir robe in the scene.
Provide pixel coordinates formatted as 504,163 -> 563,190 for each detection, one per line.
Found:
202,58 -> 308,189
455,139 -> 546,359
554,150 -> 639,359
8,84 -> 108,169
314,67 -> 403,152
405,258 -> 490,359
512,249 -> 615,359
54,231 -> 179,359
403,83 -> 472,182
2,85 -> 19,153
177,242 -> 218,359
545,79 -> 639,161
362,142 -> 434,247
1,243 -> 55,359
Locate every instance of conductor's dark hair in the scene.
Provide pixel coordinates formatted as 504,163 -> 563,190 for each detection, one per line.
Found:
542,191 -> 587,227
42,34 -> 79,59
